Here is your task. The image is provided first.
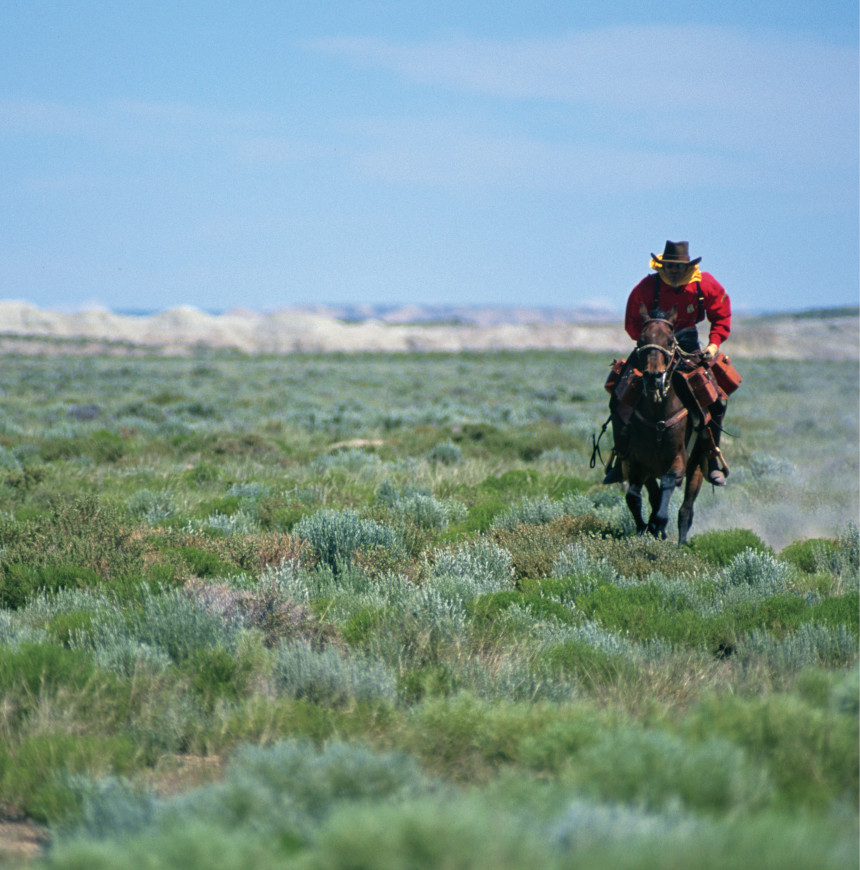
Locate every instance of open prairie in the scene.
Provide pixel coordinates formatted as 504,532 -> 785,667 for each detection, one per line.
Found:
0,331 -> 856,868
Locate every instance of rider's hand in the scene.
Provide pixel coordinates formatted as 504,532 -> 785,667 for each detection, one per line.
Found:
702,343 -> 719,362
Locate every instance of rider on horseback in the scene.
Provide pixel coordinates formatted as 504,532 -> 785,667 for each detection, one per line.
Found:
603,240 -> 733,487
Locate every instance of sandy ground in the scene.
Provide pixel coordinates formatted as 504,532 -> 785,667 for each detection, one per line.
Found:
0,301 -> 856,359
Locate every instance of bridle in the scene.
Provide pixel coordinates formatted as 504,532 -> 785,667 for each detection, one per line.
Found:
635,317 -> 680,402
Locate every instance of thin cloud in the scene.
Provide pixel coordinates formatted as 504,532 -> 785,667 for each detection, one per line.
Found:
347,116 -> 764,193
312,26 -> 857,160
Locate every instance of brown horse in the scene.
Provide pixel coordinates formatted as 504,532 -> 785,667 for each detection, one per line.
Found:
625,305 -> 705,544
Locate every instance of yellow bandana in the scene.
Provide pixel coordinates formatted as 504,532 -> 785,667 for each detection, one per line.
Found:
649,257 -> 702,287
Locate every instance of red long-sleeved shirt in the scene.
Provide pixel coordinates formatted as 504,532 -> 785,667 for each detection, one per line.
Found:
624,272 -> 731,347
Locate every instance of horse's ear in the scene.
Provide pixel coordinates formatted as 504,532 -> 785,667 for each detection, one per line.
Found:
666,305 -> 677,324
639,302 -> 649,321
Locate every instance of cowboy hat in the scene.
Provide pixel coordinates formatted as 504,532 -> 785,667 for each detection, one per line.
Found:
651,240 -> 702,266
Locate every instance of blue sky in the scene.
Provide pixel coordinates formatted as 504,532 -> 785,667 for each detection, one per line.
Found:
1,1 -> 857,314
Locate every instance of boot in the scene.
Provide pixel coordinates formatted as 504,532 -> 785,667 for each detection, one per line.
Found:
707,455 -> 726,486
603,451 -> 624,484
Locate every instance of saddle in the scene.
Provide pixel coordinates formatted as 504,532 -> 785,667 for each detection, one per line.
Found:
604,351 -> 741,425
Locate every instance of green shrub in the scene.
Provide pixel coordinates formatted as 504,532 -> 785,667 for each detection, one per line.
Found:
739,623 -> 858,672
573,583 -> 702,644
0,642 -> 97,704
571,580 -> 845,653
0,563 -> 102,609
176,546 -> 233,579
719,548 -> 795,597
779,537 -> 839,573
59,775 -> 158,842
468,590 -> 577,631
294,509 -> 404,574
542,473 -> 592,499
516,709 -> 610,772
127,489 -> 176,524
38,431 -> 127,464
425,539 -> 515,598
45,823 -> 278,870
688,529 -> 773,567
273,641 -> 397,707
183,461 -> 221,485
307,798 -> 552,870
400,694 -> 550,779
550,806 -> 855,870
0,497 -> 149,606
478,469 -> 537,495
489,522 -> 573,581
86,430 -> 126,463
427,440 -> 462,464
46,610 -> 96,647
374,481 -> 466,530
194,496 -> 242,518
341,605 -> 388,648
550,543 -> 618,586
685,692 -> 860,808
397,662 -> 461,702
165,740 -> 430,848
51,742 -> 434,867
537,639 -> 634,687
77,587 -> 237,666
453,500 -> 506,533
830,666 -> 860,716
38,436 -> 85,462
0,733 -> 141,823
570,728 -> 774,813
491,495 -> 564,530
575,535 -> 705,581
186,647 -> 253,711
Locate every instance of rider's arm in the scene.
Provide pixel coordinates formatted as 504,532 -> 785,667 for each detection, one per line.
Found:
701,274 -> 731,348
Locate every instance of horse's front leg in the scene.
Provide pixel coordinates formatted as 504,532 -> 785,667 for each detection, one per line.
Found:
647,471 -> 681,539
625,482 -> 648,534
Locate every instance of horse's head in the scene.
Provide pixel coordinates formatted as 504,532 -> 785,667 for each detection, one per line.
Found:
637,303 -> 678,401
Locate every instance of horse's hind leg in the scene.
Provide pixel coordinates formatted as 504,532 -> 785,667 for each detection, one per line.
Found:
678,466 -> 704,545
625,483 -> 648,534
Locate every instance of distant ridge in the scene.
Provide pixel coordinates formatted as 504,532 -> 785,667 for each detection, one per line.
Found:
0,300 -> 855,359
110,302 -> 856,324
111,303 -> 623,326
287,303 -> 622,327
